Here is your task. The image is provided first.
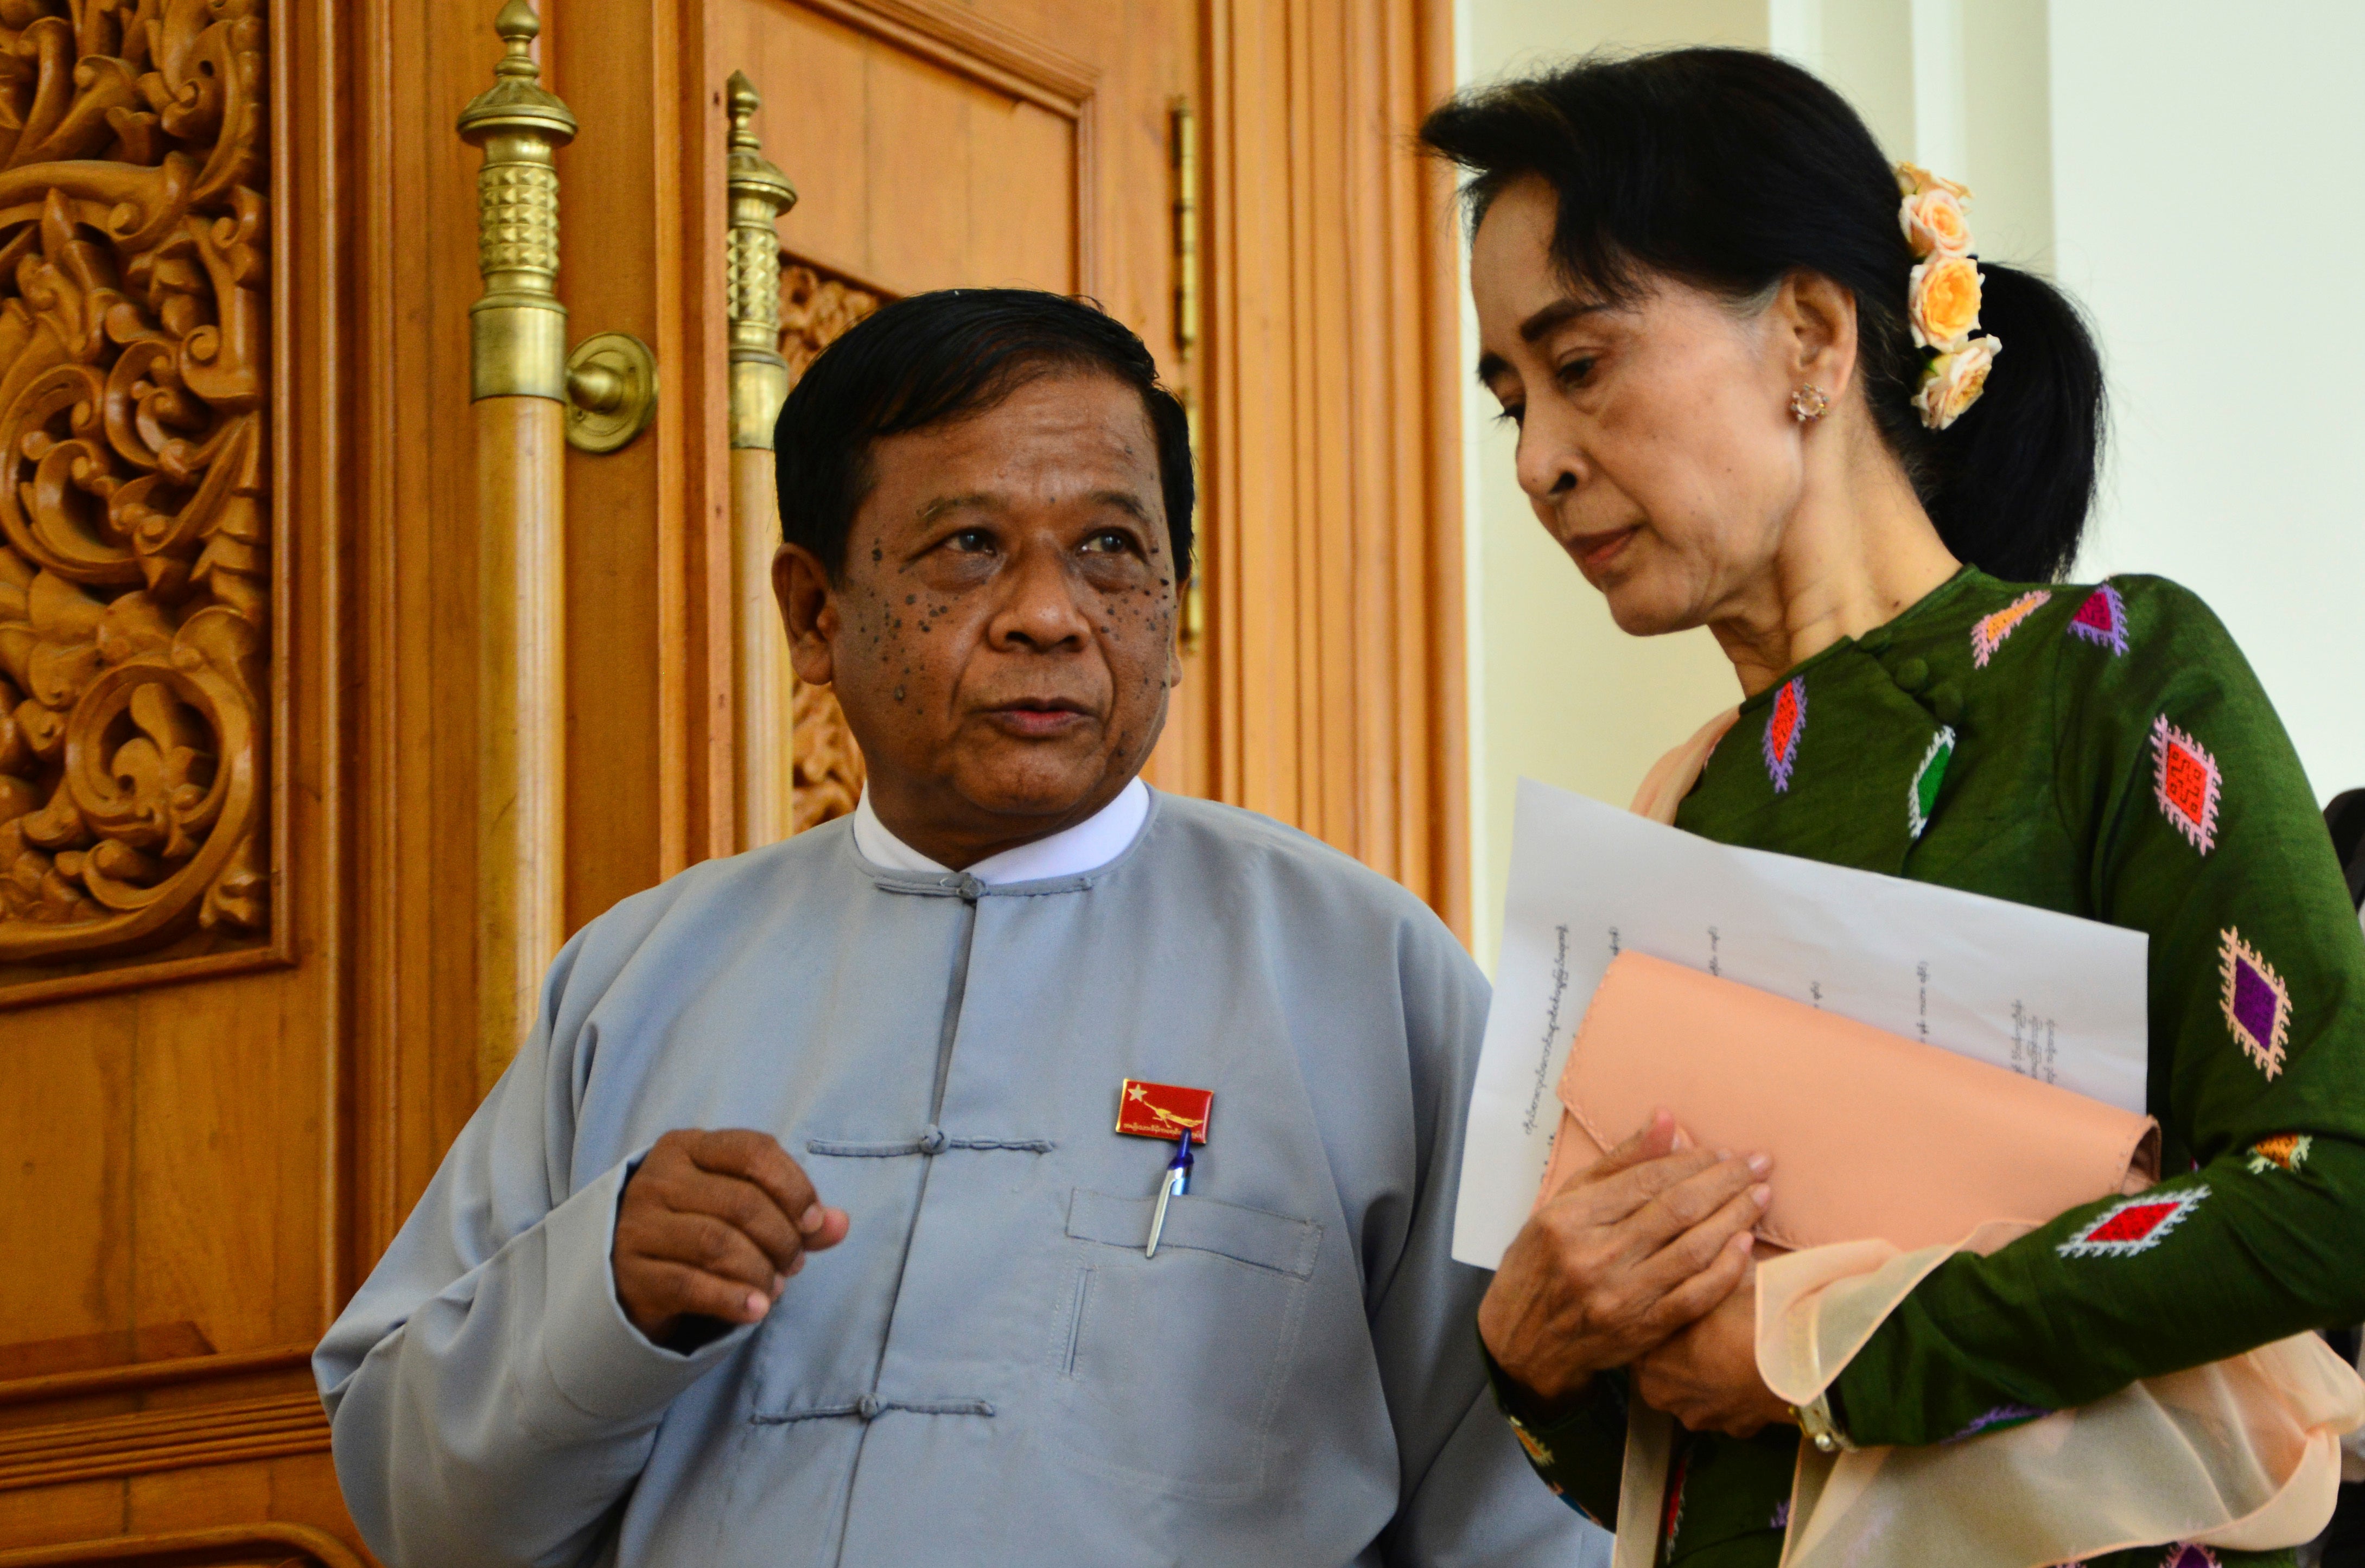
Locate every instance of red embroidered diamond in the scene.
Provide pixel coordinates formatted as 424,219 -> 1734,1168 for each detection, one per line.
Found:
2057,1187 -> 2208,1258
2068,583 -> 2129,655
1763,677 -> 1806,792
2151,715 -> 2220,853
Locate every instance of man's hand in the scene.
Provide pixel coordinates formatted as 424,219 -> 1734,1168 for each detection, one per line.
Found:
1478,1110 -> 1770,1413
1632,1272 -> 1792,1437
613,1129 -> 851,1344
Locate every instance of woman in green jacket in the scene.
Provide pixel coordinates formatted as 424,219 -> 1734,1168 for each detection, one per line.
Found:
1422,48 -> 2365,1567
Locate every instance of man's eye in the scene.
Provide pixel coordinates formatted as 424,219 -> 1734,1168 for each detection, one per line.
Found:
1554,356 -> 1595,389
1080,530 -> 1136,556
1495,403 -> 1526,428
948,528 -> 994,553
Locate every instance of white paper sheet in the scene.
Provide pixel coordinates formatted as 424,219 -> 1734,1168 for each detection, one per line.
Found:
1450,779 -> 2151,1270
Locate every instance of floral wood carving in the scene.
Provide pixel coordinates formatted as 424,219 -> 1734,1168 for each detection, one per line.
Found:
780,263 -> 879,832
0,0 -> 270,963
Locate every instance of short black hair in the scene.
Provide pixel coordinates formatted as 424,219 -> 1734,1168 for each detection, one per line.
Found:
774,288 -> 1194,584
1423,49 -> 2103,582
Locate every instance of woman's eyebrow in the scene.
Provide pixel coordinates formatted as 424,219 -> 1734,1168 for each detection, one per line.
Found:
1518,296 -> 1610,343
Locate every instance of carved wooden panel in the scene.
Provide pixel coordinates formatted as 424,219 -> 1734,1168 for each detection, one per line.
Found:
0,0 -> 271,976
0,1522 -> 364,1568
779,261 -> 879,832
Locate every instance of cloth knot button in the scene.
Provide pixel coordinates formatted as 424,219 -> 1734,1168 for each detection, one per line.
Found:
1891,656 -> 1930,692
857,1394 -> 882,1421
918,1125 -> 948,1155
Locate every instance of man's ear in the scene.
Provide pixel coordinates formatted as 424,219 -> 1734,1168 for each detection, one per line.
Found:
774,543 -> 838,686
1778,271 -> 1861,406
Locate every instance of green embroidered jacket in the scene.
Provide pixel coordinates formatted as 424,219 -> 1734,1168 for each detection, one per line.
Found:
1501,568 -> 2365,1567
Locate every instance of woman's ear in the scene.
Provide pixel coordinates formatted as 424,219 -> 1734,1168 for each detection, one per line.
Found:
1776,271 -> 1861,405
773,543 -> 837,686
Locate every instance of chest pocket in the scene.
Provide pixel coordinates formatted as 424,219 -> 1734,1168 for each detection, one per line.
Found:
1048,1187 -> 1320,1499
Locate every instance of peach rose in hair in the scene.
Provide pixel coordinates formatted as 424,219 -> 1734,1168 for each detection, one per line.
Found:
1900,188 -> 1972,258
1908,254 -> 1983,349
1913,335 -> 2000,430
1894,161 -> 1972,201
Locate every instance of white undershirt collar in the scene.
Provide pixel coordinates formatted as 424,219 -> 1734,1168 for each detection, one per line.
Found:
851,776 -> 1150,884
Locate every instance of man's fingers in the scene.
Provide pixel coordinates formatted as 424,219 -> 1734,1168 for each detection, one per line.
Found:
644,1167 -> 804,1272
621,1257 -> 773,1331
626,1210 -> 784,1295
691,1131 -> 827,1241
802,1206 -> 852,1252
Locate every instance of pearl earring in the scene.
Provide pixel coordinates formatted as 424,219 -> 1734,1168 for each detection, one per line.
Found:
1790,384 -> 1830,423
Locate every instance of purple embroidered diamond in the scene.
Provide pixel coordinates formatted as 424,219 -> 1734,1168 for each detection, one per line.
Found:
1945,1403 -> 2049,1441
2162,1545 -> 2218,1568
1770,1500 -> 1790,1531
2232,956 -> 2280,1045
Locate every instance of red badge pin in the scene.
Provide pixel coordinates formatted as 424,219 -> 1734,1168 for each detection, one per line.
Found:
1116,1078 -> 1213,1143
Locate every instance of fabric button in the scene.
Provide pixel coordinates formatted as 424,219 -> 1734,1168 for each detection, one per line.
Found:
1929,683 -> 1964,725
918,1125 -> 947,1155
1891,656 -> 1930,692
857,1394 -> 882,1421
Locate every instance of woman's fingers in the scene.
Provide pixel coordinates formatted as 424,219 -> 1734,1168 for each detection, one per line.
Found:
1599,1150 -> 1768,1259
1636,1193 -> 1763,1318
1581,1108 -> 1683,1184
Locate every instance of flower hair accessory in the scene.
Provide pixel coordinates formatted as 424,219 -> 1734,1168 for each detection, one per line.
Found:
1897,162 -> 1999,430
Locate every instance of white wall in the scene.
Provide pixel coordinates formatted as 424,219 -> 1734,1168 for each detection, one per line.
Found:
2052,2 -> 2365,804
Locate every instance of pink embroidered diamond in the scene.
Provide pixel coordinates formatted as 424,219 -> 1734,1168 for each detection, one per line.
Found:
2067,582 -> 2129,656
2056,1186 -> 2208,1258
2151,715 -> 2220,853
2161,1546 -> 2218,1568
2218,927 -> 2290,1078
1763,677 -> 1806,793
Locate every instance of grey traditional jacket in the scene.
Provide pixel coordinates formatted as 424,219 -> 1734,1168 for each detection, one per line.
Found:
314,792 -> 1601,1568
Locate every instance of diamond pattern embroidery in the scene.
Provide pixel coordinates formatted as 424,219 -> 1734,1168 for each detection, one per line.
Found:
2067,582 -> 2129,655
2151,715 -> 2221,853
2161,1546 -> 2219,1568
1763,676 -> 1807,792
1908,725 -> 1956,839
2247,1133 -> 2311,1175
1972,589 -> 2052,668
2056,1186 -> 2208,1258
2219,927 -> 2291,1078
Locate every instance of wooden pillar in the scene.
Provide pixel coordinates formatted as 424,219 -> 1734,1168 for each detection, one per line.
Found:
459,2 -> 576,1088
722,73 -> 800,849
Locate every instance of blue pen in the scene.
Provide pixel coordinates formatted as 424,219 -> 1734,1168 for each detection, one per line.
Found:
1145,1127 -> 1194,1258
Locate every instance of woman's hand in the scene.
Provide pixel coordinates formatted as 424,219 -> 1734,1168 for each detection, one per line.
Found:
1478,1110 -> 1771,1413
1631,1268 -> 1794,1437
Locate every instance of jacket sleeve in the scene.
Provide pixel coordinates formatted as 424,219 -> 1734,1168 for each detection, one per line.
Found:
1832,577 -> 2365,1446
1371,915 -> 1612,1566
312,925 -> 755,1567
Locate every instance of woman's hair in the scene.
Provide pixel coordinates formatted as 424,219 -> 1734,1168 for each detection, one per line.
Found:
1420,48 -> 2103,583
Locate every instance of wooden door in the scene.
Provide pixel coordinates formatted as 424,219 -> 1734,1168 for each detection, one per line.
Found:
0,1 -> 1459,1561
706,0 -> 1213,828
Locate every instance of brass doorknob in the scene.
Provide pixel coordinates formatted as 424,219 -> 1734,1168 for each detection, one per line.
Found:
563,331 -> 658,453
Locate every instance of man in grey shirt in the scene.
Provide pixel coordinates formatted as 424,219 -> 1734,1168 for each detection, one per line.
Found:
315,289 -> 1601,1567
